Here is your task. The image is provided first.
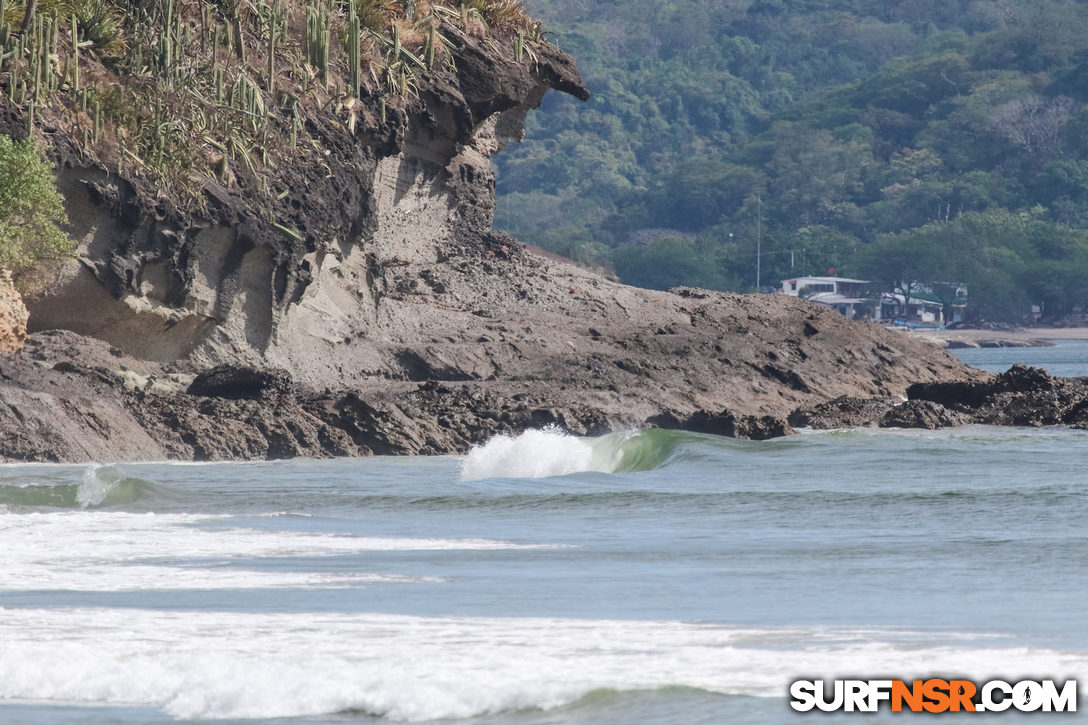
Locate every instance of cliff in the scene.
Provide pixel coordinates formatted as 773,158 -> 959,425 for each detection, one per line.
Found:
0,4 -> 982,461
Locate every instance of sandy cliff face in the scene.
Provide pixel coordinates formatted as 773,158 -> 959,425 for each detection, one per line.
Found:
0,31 -> 987,461
0,271 -> 27,354
27,33 -> 587,382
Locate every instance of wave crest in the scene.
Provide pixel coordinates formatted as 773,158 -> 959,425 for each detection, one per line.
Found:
0,465 -> 160,509
459,427 -> 688,481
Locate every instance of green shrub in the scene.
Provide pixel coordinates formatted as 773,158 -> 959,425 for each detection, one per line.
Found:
0,135 -> 75,292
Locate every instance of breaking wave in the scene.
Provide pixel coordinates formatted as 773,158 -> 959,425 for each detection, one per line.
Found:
459,427 -> 712,481
0,464 -> 162,509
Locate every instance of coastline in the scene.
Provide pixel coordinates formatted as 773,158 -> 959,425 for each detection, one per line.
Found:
894,326 -> 1088,349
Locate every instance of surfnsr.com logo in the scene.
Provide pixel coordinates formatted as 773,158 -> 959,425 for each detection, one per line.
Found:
790,679 -> 1078,713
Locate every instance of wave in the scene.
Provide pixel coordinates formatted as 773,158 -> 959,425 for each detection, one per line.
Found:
0,510 -> 558,592
0,464 -> 163,509
459,427 -> 718,481
1,608 -> 1083,721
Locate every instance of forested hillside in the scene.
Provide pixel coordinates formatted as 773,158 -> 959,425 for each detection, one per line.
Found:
494,0 -> 1088,322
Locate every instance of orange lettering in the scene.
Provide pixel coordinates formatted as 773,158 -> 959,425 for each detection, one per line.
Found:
922,679 -> 951,713
892,680 -> 924,712
948,680 -> 977,712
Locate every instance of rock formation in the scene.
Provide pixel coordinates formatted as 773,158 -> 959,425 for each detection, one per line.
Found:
0,28 -> 986,461
789,365 -> 1088,431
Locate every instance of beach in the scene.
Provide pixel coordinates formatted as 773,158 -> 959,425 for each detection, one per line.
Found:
900,326 -> 1088,349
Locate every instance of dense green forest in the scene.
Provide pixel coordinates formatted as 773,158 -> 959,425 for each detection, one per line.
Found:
494,0 -> 1088,323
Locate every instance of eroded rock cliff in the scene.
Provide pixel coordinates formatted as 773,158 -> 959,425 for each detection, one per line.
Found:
0,27 -> 984,461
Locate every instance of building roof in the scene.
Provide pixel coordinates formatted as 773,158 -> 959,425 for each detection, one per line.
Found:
808,292 -> 868,305
880,292 -> 946,308
782,276 -> 869,285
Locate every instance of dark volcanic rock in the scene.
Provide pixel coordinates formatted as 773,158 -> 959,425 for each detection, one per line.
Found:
780,363 -> 1088,434
908,364 -> 1088,427
879,400 -> 969,430
188,366 -> 291,400
788,396 -> 900,429
905,379 -> 994,409
133,393 -> 358,461
789,395 -> 970,431
646,409 -> 794,441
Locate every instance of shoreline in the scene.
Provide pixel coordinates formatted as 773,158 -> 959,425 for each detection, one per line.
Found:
891,326 -> 1088,349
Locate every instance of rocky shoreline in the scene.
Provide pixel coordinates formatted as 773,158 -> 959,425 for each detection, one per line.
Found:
900,326 -> 1088,349
5,323 -> 1084,463
0,285 -> 981,462
790,364 -> 1088,432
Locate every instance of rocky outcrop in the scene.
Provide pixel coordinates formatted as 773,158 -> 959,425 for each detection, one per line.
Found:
788,396 -> 900,429
0,271 -> 27,354
789,365 -> 1088,432
647,409 -> 795,441
0,27 -> 989,462
908,364 -> 1088,427
878,400 -> 970,430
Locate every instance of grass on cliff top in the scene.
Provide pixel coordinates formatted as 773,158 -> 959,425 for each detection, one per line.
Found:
0,0 -> 546,210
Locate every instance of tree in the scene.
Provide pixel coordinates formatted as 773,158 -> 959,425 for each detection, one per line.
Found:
612,237 -> 729,291
0,135 -> 75,293
857,231 -> 939,317
989,94 -> 1076,164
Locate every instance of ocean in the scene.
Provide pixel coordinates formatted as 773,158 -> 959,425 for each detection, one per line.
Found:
1,342 -> 1087,724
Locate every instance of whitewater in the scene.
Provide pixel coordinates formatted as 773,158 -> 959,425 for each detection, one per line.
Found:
2,344 -> 1087,724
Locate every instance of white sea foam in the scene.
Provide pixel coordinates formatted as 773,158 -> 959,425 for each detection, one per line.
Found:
461,426 -> 599,481
0,608 -> 1084,721
459,426 -> 648,481
73,463 -> 134,508
0,512 -> 549,592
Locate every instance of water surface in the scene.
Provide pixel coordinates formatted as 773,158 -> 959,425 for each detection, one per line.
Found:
1,345 -> 1086,723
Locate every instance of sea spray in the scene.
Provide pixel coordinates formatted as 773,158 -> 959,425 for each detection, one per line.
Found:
76,464 -> 111,507
460,426 -> 602,481
75,465 -> 162,508
459,427 -> 692,481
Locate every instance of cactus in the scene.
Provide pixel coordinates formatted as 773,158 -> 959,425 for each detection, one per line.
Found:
424,24 -> 435,67
70,13 -> 78,91
0,0 -> 9,62
232,13 -> 244,62
305,1 -> 330,84
200,1 -> 209,54
346,0 -> 361,97
22,0 -> 35,32
267,11 -> 277,96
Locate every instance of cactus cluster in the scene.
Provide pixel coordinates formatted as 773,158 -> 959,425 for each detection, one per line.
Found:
0,0 -> 545,205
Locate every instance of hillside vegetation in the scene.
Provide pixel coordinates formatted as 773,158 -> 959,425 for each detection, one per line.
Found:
495,0 -> 1088,323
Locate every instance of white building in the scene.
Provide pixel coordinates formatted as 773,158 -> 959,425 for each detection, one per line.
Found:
778,276 -> 871,319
